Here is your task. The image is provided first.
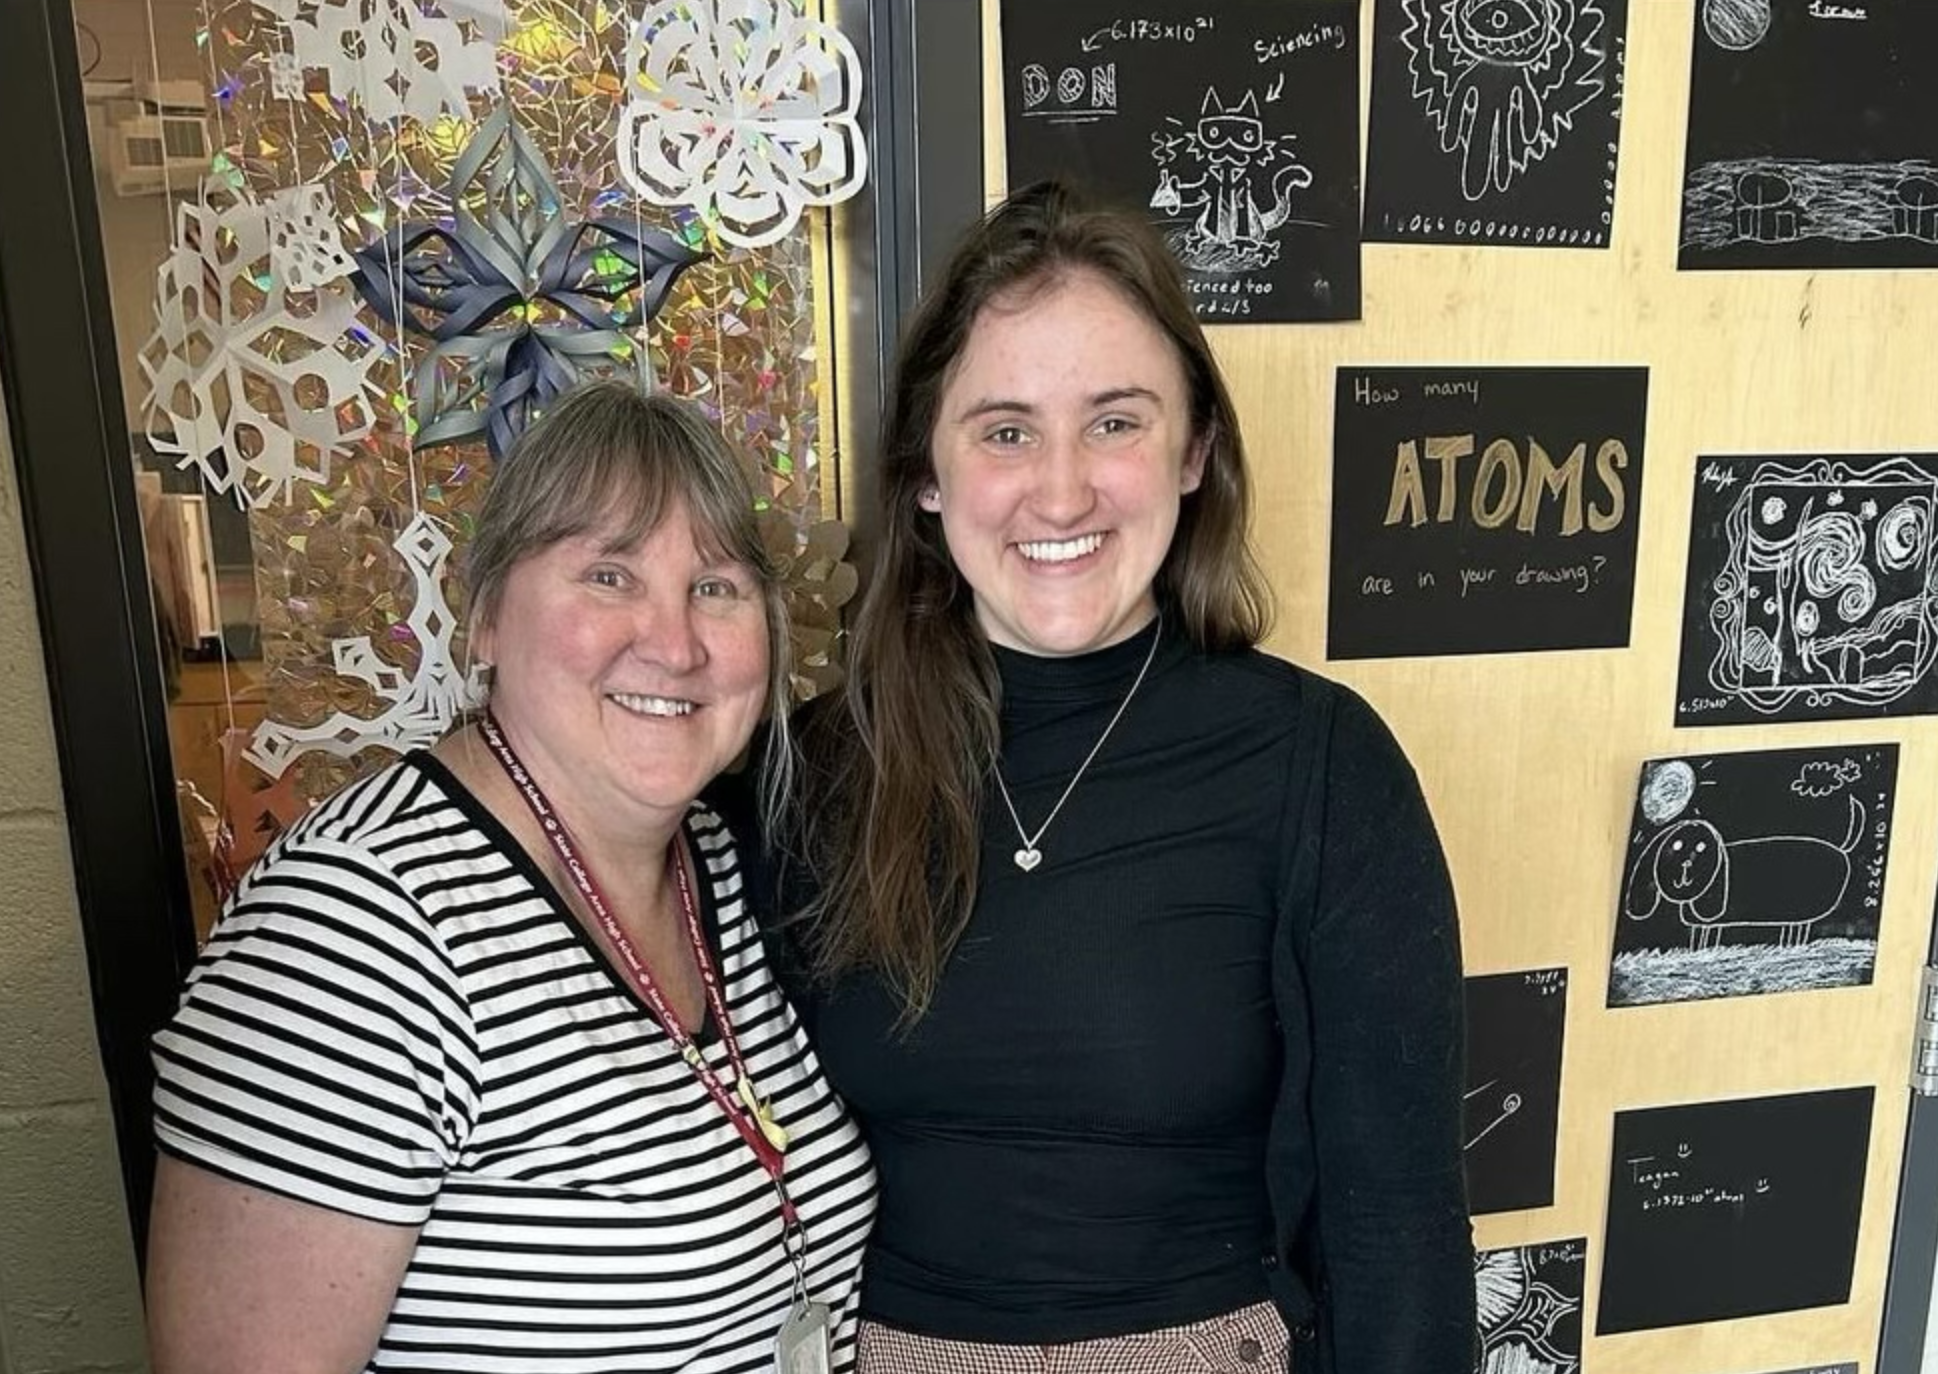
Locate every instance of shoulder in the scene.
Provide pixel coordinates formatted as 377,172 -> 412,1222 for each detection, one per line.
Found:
210,756 -> 488,974
264,754 -> 465,878
1178,646 -> 1403,758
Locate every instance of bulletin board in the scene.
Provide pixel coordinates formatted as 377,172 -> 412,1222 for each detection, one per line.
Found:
981,2 -> 1938,1371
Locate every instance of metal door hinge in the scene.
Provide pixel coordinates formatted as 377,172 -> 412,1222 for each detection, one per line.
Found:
1913,965 -> 1938,1095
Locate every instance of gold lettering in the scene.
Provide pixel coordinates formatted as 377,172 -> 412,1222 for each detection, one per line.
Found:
1473,438 -> 1520,529
1384,440 -> 1429,528
1425,434 -> 1475,523
1589,439 -> 1629,532
1517,439 -> 1586,536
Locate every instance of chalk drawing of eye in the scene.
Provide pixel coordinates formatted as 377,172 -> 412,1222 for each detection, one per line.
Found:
1702,0 -> 1772,51
1763,597 -> 1781,616
1399,0 -> 1608,200
1641,760 -> 1697,823
1457,0 -> 1547,62
1761,496 -> 1787,523
1796,600 -> 1821,636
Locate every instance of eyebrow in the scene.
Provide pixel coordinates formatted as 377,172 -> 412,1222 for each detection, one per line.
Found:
954,386 -> 1164,423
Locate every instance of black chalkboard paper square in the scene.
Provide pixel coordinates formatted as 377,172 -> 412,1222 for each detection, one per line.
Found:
1680,0 -> 1938,271
1464,969 -> 1567,1215
1675,453 -> 1938,725
1608,744 -> 1897,1008
1328,366 -> 1648,659
1597,1087 -> 1874,1334
1364,0 -> 1628,248
1476,1237 -> 1585,1374
999,0 -> 1362,323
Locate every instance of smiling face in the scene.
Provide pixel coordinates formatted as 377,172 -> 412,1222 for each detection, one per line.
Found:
1656,820 -> 1724,899
925,269 -> 1207,658
474,499 -> 770,838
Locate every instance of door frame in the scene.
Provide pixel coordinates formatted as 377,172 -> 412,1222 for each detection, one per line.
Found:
0,0 -> 198,1259
0,0 -> 986,1268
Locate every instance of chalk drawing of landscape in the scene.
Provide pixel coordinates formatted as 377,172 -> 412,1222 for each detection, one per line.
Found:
1149,87 -> 1314,273
1611,752 -> 1889,1006
1476,1240 -> 1584,1374
1702,457 -> 1938,715
1398,0 -> 1609,200
1684,159 -> 1938,253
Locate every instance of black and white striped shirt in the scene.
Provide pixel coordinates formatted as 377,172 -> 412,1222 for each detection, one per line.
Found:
153,753 -> 876,1373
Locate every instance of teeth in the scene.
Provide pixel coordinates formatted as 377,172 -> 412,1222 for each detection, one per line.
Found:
1017,533 -> 1104,563
611,693 -> 695,718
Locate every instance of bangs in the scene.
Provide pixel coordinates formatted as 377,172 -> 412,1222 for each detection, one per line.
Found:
465,382 -> 779,634
514,419 -> 757,570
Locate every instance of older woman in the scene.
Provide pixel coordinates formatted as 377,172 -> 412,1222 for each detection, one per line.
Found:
780,181 -> 1473,1374
145,383 -> 875,1374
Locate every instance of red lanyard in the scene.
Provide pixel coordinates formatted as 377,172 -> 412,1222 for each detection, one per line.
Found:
476,712 -> 798,1227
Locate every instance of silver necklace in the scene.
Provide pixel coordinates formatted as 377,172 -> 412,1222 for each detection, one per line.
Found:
993,618 -> 1162,872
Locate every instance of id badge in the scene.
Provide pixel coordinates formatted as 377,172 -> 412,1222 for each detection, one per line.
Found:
773,1299 -> 832,1374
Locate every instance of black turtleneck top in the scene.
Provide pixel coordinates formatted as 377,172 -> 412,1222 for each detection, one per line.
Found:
784,619 -> 1474,1370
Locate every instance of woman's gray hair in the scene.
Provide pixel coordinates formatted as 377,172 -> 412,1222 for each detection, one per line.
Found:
463,380 -> 794,827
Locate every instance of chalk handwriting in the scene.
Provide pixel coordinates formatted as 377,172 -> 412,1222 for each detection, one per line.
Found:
1422,378 -> 1480,403
1700,461 -> 1740,492
1080,15 -> 1215,52
1515,556 -> 1608,594
1623,1142 -> 1779,1213
1252,22 -> 1348,64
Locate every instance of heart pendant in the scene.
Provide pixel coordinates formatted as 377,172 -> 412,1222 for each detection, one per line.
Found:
1014,847 -> 1042,872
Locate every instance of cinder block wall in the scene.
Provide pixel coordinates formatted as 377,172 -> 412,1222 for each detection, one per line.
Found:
0,370 -> 148,1373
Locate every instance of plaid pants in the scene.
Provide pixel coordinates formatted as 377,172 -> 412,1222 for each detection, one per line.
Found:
854,1300 -> 1288,1374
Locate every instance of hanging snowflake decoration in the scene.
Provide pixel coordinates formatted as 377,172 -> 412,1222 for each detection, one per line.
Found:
618,0 -> 867,249
139,177 -> 383,510
354,105 -> 705,459
267,184 -> 357,291
256,0 -> 506,123
249,513 -> 484,774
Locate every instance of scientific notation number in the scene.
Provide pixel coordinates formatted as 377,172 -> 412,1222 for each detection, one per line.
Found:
1376,213 -> 1609,246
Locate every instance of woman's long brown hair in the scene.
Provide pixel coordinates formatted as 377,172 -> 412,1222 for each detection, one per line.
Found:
791,180 -> 1272,1021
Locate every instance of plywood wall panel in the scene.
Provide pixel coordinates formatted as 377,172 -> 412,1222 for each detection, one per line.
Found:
979,3 -> 1938,1371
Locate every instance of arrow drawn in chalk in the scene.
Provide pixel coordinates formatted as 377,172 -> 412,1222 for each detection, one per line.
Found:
1080,26 -> 1112,52
1265,71 -> 1286,102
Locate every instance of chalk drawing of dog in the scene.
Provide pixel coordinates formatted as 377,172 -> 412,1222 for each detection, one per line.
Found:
1623,795 -> 1865,951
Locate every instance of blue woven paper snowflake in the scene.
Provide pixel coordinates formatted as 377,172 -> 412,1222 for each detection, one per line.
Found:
354,106 -> 705,459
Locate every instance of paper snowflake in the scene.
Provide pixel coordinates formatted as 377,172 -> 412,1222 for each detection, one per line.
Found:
354,106 -> 704,458
249,513 -> 484,774
267,184 -> 356,291
619,0 -> 867,249
139,178 -> 383,509
257,0 -> 505,123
